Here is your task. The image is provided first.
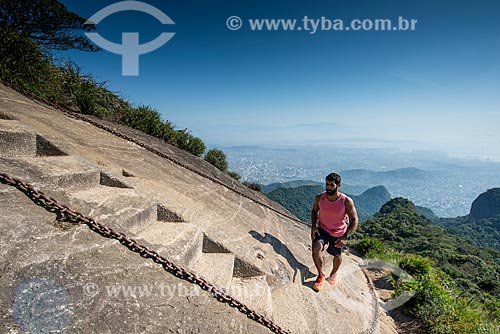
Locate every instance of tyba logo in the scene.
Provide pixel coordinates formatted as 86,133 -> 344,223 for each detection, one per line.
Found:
85,1 -> 175,76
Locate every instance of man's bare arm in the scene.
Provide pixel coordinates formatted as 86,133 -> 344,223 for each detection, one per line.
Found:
334,197 -> 359,248
310,194 -> 320,240
345,197 -> 358,235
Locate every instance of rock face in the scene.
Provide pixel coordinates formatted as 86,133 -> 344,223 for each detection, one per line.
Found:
354,186 -> 392,221
359,186 -> 391,201
469,188 -> 500,221
0,83 -> 398,334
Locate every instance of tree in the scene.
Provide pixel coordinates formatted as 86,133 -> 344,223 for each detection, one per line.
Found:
183,136 -> 206,157
242,182 -> 262,192
228,171 -> 241,181
0,0 -> 99,51
204,149 -> 228,172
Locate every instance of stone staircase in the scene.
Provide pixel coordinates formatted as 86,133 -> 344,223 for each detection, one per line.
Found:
0,115 -> 275,319
0,120 -> 37,157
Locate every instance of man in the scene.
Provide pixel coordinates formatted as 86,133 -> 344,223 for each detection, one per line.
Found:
311,172 -> 358,291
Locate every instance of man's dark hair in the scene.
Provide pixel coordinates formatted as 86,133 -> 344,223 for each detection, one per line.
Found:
326,173 -> 341,185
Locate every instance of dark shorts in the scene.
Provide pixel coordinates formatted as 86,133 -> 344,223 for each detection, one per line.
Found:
313,227 -> 344,257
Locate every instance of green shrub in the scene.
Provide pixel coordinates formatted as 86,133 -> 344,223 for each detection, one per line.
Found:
172,130 -> 206,157
395,271 -> 500,333
122,105 -> 165,136
60,63 -> 123,117
204,149 -> 228,172
243,181 -> 262,192
228,171 -> 241,181
0,27 -> 65,103
483,297 -> 500,323
118,105 -> 205,156
398,255 -> 433,278
355,237 -> 385,256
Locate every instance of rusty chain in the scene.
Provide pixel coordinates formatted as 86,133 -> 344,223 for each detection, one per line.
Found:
361,267 -> 380,334
1,79 -> 380,334
0,172 -> 290,334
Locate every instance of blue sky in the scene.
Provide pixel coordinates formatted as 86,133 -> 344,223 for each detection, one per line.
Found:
59,0 -> 500,161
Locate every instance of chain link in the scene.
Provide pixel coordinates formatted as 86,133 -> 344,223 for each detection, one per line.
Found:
361,267 -> 380,334
0,172 -> 290,334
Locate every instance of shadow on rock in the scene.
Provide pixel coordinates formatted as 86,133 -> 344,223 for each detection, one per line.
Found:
249,230 -> 314,285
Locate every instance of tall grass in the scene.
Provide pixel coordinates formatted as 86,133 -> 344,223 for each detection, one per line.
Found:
0,28 -> 206,157
0,27 -> 65,103
61,63 -> 123,117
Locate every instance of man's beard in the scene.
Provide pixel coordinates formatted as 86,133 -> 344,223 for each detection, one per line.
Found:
326,189 -> 335,195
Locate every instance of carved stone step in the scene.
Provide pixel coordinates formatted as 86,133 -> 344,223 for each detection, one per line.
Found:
135,220 -> 203,267
229,275 -> 273,319
0,120 -> 37,157
8,156 -> 101,191
191,253 -> 235,291
68,186 -> 157,232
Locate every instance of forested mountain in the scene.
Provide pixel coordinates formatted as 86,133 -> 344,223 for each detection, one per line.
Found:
266,184 -> 391,222
262,180 -> 367,195
357,197 -> 500,297
434,188 -> 500,251
470,188 -> 500,221
415,206 -> 437,219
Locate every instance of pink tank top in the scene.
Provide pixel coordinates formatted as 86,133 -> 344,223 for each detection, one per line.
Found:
318,192 -> 349,237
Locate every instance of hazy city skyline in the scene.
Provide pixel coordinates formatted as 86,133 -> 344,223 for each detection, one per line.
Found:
60,0 -> 500,161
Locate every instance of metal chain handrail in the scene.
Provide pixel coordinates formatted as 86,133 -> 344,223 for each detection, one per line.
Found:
0,172 -> 290,334
361,267 -> 380,334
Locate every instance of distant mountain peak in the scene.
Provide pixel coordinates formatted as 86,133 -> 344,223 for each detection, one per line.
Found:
469,188 -> 500,221
379,197 -> 418,215
360,185 -> 391,199
394,167 -> 423,172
